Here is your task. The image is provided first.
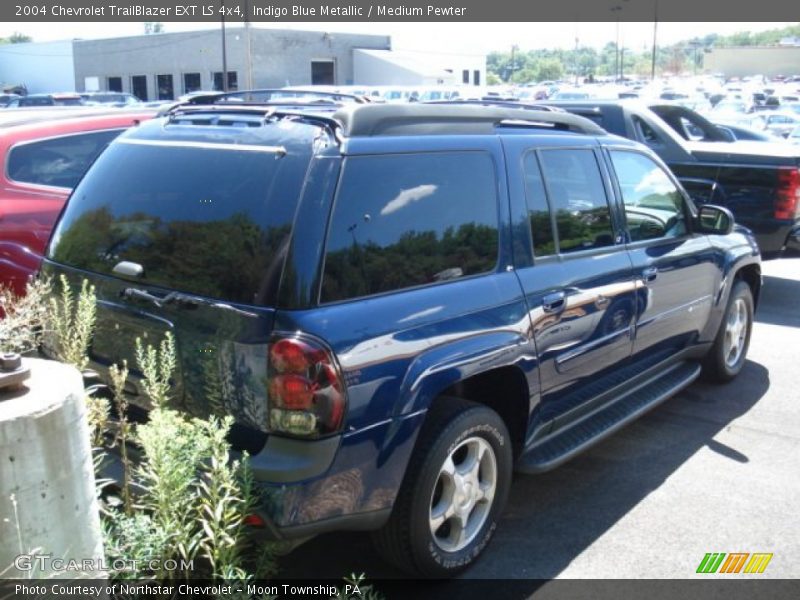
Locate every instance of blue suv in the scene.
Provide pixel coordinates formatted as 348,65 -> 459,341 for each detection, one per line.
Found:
43,101 -> 761,576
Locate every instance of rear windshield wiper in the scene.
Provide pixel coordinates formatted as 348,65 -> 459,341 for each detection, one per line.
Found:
121,287 -> 258,318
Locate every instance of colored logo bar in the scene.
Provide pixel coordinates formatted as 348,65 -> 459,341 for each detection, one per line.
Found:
696,553 -> 773,574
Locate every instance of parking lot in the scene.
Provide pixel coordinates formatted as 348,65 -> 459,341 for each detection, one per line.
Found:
282,255 -> 800,581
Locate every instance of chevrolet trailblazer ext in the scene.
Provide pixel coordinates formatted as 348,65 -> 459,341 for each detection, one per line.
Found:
43,101 -> 760,576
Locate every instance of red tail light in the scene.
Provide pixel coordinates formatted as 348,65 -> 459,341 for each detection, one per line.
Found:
775,167 -> 800,220
243,514 -> 266,528
267,335 -> 346,438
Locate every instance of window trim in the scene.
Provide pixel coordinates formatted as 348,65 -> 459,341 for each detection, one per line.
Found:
520,148 -> 556,259
604,146 -> 694,247
5,128 -> 126,191
317,150 -> 503,306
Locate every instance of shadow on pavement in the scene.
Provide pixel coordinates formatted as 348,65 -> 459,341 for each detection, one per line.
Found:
755,275 -> 800,328
279,360 -> 770,589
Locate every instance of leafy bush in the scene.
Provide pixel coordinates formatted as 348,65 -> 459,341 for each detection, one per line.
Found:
0,277 -> 51,354
101,333 -> 277,581
46,275 -> 96,370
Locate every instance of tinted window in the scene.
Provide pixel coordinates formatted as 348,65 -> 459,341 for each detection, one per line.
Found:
7,130 -> 122,188
538,149 -> 614,253
49,139 -> 312,305
19,96 -> 54,107
609,150 -> 687,241
522,152 -> 556,256
322,152 -> 499,302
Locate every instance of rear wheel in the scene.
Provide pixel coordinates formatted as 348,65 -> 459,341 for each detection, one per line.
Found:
372,396 -> 512,577
703,280 -> 754,382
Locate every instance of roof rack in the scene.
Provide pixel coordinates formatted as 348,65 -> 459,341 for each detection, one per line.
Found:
158,104 -> 345,138
184,88 -> 367,106
333,103 -> 606,137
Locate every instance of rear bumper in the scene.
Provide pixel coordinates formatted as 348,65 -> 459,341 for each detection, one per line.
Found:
249,410 -> 426,541
99,410 -> 426,543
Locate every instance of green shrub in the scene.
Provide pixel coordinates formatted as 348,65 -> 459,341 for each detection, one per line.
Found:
0,277 -> 52,354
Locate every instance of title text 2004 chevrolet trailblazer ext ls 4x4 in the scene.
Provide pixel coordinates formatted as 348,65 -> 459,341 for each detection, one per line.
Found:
43,102 -> 761,576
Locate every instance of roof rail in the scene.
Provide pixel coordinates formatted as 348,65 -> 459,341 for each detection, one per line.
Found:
333,103 -> 606,137
425,99 -> 565,113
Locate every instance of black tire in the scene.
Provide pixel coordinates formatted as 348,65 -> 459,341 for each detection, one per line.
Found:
371,396 -> 512,577
702,280 -> 754,383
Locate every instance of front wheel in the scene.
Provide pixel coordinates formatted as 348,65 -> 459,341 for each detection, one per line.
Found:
371,397 -> 512,577
703,280 -> 754,382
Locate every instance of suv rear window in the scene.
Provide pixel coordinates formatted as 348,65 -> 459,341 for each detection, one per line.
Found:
7,130 -> 121,188
48,137 -> 310,305
321,152 -> 499,302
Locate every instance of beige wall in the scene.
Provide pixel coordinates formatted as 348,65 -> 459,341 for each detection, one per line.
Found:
704,47 -> 800,77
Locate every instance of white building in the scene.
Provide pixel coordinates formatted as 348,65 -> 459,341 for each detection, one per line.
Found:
0,29 -> 485,96
354,49 -> 486,86
0,41 -> 75,94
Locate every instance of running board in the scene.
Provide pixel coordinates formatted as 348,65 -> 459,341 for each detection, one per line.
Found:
517,361 -> 702,474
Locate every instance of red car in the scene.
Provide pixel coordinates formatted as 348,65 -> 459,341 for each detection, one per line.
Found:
0,108 -> 154,295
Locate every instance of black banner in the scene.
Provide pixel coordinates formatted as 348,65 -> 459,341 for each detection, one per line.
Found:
3,0 -> 800,23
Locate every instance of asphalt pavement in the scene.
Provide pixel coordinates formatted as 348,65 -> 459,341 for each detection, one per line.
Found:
280,256 -> 800,582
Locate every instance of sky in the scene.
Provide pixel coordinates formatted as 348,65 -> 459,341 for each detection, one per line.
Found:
1,21 -> 795,55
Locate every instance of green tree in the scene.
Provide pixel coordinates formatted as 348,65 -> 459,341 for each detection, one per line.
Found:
0,32 -> 32,44
534,58 -> 565,82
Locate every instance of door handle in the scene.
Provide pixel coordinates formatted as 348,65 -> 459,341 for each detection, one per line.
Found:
642,267 -> 658,283
542,291 -> 566,314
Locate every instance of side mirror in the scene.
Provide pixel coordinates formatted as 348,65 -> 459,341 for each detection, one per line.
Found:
697,204 -> 735,235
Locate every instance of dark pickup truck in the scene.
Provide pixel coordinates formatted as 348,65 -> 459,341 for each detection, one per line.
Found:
545,100 -> 800,257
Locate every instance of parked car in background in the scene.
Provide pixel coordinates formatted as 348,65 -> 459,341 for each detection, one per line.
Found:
544,99 -> 800,257
788,125 -> 800,145
6,93 -> 85,108
762,111 -> 800,138
43,101 -> 759,577
0,108 -> 154,295
710,99 -> 753,118
80,92 -> 141,107
0,94 -> 21,107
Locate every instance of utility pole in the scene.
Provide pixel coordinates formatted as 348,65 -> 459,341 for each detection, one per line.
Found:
510,44 -> 518,82
610,5 -> 622,82
221,0 -> 228,92
244,0 -> 253,89
574,35 -> 580,85
651,0 -> 659,80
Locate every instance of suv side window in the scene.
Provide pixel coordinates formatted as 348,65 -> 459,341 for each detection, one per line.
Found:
7,129 -> 122,188
609,150 -> 688,242
321,152 -> 499,302
538,148 -> 615,253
